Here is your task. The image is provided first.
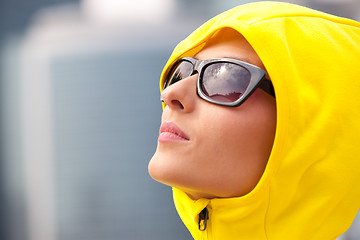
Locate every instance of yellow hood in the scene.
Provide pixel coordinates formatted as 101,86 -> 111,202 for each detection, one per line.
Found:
159,2 -> 360,239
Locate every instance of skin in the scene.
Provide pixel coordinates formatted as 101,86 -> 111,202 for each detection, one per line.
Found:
148,28 -> 276,199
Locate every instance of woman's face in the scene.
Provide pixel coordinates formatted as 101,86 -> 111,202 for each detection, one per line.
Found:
148,29 -> 276,199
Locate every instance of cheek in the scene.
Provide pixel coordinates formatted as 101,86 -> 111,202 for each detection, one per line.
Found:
199,104 -> 270,155
149,92 -> 276,198
198,109 -> 261,171
193,97 -> 276,196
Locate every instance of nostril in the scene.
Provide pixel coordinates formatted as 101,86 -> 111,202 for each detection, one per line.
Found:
171,100 -> 184,109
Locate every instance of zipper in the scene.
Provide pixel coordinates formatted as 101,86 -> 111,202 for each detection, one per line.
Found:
198,207 -> 209,231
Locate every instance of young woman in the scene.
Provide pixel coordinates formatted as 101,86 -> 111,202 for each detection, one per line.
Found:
148,2 -> 360,239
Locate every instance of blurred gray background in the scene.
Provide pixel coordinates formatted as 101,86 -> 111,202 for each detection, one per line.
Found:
0,0 -> 359,240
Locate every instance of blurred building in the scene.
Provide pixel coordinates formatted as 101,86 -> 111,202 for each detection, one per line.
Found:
0,1 -> 359,240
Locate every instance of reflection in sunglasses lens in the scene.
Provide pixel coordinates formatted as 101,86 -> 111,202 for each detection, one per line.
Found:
168,61 -> 193,87
201,63 -> 251,102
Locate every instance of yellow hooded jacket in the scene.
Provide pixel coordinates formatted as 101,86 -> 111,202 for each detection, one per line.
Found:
159,2 -> 360,239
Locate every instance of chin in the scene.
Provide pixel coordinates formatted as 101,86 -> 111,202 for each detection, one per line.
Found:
148,152 -> 181,187
148,153 -> 195,193
148,154 -> 166,183
149,156 -> 223,199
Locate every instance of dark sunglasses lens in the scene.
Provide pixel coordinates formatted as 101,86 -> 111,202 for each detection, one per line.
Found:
165,60 -> 193,88
201,62 -> 251,103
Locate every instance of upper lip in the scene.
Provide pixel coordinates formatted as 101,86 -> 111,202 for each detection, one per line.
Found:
160,122 -> 190,140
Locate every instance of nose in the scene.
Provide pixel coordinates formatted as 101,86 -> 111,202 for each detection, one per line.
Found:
160,75 -> 197,112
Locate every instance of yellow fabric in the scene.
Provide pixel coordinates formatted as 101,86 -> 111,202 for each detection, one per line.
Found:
159,2 -> 360,239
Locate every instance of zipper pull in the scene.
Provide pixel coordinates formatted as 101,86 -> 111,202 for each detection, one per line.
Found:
198,208 -> 209,231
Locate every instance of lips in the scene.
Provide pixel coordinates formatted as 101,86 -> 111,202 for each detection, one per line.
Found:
159,122 -> 190,142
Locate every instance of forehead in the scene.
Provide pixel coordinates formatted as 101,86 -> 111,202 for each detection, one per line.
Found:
194,28 -> 264,68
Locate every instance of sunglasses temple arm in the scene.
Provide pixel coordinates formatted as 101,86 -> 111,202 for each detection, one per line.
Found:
258,78 -> 275,98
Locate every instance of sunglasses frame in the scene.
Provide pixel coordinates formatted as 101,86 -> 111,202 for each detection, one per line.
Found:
163,57 -> 275,107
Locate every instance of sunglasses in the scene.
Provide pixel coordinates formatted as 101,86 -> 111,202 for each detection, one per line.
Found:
162,57 -> 275,107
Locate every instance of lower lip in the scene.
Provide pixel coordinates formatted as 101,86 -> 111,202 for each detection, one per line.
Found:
158,132 -> 189,142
